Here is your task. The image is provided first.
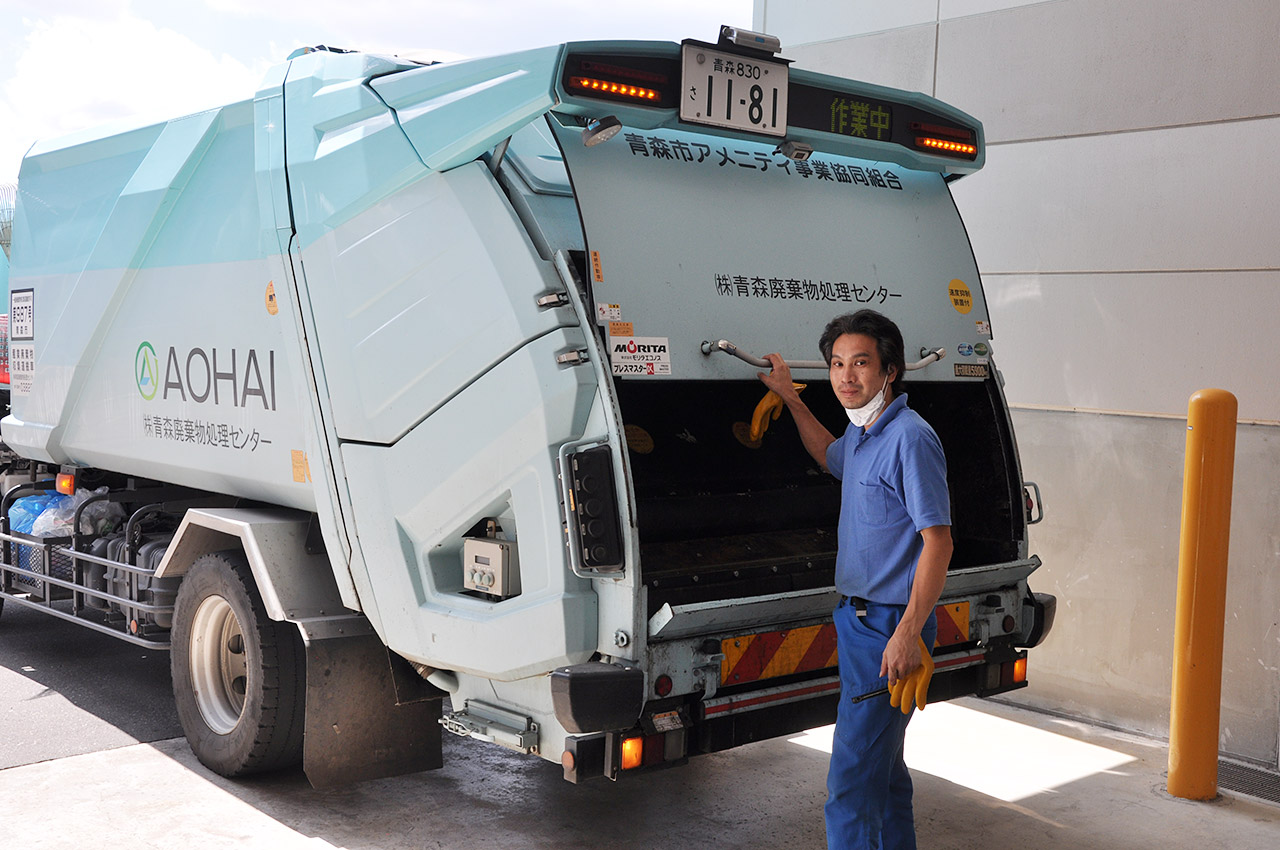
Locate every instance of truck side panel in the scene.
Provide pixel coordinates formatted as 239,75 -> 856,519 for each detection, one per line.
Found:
342,325 -> 599,680
275,54 -> 607,677
370,46 -> 563,175
5,102 -> 316,511
280,51 -> 577,447
288,163 -> 579,445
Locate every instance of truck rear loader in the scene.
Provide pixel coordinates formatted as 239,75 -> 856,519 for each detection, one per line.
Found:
0,27 -> 1055,786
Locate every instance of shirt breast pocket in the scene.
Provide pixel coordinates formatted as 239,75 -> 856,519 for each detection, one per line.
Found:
856,479 -> 890,525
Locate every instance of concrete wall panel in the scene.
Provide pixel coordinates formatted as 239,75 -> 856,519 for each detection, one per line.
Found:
760,0 -> 938,44
936,0 -> 1280,142
764,0 -> 1280,769
981,271 -> 1280,422
951,117 -> 1280,276
1007,409 -> 1280,766
940,0 -> 1056,19
785,25 -> 938,94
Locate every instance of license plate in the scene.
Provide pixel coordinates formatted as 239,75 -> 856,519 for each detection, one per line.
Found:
680,44 -> 788,137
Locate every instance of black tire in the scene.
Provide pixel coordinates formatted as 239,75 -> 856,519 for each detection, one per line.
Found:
170,551 -> 305,776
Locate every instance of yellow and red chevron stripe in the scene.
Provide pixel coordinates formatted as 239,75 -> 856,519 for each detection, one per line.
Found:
720,602 -> 972,686
721,624 -> 838,686
934,602 -> 970,648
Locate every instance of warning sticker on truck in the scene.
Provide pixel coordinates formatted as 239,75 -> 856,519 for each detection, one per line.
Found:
9,289 -> 34,341
611,336 -> 671,376
9,343 -> 34,396
8,289 -> 35,395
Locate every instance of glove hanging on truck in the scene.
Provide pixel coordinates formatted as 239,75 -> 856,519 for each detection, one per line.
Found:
748,383 -> 806,442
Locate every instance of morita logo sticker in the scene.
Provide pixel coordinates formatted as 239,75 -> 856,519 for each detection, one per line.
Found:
615,340 -> 667,355
611,336 -> 672,376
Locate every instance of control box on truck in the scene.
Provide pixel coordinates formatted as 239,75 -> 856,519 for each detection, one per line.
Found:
0,27 -> 1055,786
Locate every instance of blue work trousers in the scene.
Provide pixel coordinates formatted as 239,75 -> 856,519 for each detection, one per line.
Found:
825,599 -> 937,850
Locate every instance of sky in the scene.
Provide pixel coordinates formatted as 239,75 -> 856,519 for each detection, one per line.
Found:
0,0 -> 756,185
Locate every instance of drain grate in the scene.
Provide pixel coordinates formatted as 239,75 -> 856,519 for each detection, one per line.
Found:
1219,760 -> 1280,806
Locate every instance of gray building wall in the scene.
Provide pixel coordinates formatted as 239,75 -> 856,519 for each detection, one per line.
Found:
755,0 -> 1280,768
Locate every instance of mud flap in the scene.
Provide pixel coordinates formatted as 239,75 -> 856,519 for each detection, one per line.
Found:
299,619 -> 444,789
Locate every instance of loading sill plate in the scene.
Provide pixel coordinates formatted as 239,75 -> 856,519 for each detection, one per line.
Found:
648,587 -> 840,641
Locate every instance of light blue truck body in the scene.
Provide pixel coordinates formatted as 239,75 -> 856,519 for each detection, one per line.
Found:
2,36 -> 1047,782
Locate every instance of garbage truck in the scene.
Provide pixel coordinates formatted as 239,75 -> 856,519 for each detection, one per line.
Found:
0,27 -> 1055,786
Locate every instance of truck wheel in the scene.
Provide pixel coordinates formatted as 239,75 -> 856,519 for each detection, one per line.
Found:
171,551 -> 305,776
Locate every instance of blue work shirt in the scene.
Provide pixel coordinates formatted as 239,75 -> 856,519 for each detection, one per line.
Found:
825,393 -> 951,604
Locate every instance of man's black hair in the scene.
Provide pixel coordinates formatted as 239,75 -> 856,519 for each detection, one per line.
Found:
818,310 -> 907,396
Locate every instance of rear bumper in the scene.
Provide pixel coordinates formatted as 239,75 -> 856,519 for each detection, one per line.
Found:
1020,591 -> 1057,649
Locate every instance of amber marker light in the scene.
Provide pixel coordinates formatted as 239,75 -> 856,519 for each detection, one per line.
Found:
621,735 -> 644,770
917,136 -> 978,157
56,472 -> 77,495
570,76 -> 661,102
1014,657 -> 1028,684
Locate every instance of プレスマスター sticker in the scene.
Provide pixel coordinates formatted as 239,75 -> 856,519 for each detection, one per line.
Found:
611,336 -> 671,376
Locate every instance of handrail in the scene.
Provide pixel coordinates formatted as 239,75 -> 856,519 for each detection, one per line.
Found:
700,338 -> 946,372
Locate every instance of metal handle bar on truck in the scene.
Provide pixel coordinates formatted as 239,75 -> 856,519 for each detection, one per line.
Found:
700,339 -> 947,372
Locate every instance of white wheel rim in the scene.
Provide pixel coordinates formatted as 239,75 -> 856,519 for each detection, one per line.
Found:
189,595 -> 248,734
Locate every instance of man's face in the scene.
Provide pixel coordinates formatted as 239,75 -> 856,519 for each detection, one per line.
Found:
829,332 -> 892,410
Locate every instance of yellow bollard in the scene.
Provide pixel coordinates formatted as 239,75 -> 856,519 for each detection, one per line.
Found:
1167,388 -> 1237,800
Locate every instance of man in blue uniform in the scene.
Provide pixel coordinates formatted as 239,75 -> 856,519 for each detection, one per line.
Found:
759,309 -> 952,849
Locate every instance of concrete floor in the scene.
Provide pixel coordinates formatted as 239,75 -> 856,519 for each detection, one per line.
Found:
1,696 -> 1276,849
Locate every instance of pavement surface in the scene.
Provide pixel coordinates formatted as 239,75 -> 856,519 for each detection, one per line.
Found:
0,600 -> 179,768
3,599 -> 1279,849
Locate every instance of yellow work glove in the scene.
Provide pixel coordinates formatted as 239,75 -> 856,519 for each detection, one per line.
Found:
749,384 -> 805,442
888,636 -> 935,715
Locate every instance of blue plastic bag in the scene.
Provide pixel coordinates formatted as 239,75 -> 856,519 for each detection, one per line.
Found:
9,493 -> 64,534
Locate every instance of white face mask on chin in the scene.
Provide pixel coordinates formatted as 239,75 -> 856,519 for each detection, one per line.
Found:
845,374 -> 891,428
